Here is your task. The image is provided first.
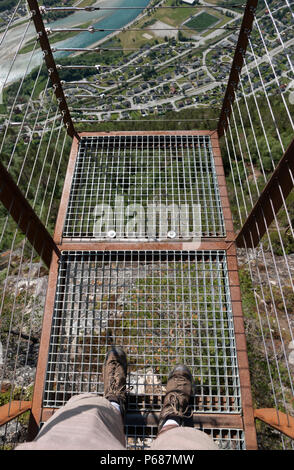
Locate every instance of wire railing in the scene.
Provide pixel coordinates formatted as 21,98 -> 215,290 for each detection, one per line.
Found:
221,0 -> 294,449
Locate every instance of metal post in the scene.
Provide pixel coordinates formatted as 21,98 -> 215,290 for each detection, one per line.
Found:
235,137 -> 294,248
26,0 -> 79,140
0,161 -> 60,268
217,0 -> 258,137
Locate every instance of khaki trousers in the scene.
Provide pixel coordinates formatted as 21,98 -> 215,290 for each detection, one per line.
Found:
16,394 -> 219,450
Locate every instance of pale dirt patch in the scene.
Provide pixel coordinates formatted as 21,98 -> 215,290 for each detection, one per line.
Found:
143,33 -> 153,40
150,20 -> 178,39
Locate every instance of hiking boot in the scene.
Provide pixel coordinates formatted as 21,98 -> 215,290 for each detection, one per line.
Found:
158,364 -> 193,432
103,346 -> 128,417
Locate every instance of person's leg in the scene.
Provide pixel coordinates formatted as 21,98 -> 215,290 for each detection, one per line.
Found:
16,394 -> 126,450
150,365 -> 219,451
16,346 -> 128,450
150,426 -> 219,450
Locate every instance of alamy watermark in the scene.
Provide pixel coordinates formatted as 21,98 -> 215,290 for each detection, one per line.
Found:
92,195 -> 202,246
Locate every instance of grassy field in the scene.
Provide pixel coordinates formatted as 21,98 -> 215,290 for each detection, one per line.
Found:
77,0 -> 96,7
117,2 -> 228,50
118,28 -> 163,51
153,0 -> 197,26
117,0 -> 195,50
205,0 -> 243,5
185,11 -> 219,32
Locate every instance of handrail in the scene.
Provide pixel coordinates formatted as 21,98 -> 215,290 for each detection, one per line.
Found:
235,136 -> 294,248
0,401 -> 32,427
0,161 -> 61,268
27,0 -> 79,140
218,0 -> 258,137
254,409 -> 294,440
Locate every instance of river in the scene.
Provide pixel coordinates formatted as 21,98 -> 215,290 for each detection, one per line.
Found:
0,0 -> 150,86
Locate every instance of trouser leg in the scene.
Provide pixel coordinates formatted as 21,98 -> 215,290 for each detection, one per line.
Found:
149,425 -> 219,450
16,394 -> 126,450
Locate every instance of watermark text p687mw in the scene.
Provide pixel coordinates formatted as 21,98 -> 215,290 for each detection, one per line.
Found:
143,453 -> 194,465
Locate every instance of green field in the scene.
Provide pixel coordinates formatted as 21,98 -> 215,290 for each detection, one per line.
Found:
185,11 -> 219,32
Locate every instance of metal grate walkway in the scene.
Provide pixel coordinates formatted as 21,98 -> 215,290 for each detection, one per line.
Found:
30,131 -> 256,450
44,250 -> 240,413
126,425 -> 245,450
63,135 -> 225,240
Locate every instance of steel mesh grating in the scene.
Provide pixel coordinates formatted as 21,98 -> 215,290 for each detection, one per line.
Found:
62,135 -> 225,239
126,426 -> 245,450
43,250 -> 240,414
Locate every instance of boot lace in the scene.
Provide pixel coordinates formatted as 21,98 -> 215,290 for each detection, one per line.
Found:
106,361 -> 132,397
165,392 -> 193,418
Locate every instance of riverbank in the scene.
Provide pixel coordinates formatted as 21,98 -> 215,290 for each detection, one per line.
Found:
0,0 -> 151,85
82,0 -> 160,54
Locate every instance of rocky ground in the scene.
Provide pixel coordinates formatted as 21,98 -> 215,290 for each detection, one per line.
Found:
237,248 -> 294,449
237,249 -> 294,373
0,249 -> 48,448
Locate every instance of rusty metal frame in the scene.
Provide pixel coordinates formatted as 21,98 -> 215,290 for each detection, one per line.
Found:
54,136 -> 80,244
211,134 -> 235,242
27,251 -> 60,440
26,130 -> 257,450
27,0 -> 79,140
0,401 -> 32,427
42,408 -> 244,429
0,161 -> 60,268
217,0 -> 258,137
226,243 -> 257,450
254,409 -> 294,440
57,130 -> 229,251
213,135 -> 257,449
235,136 -> 294,248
